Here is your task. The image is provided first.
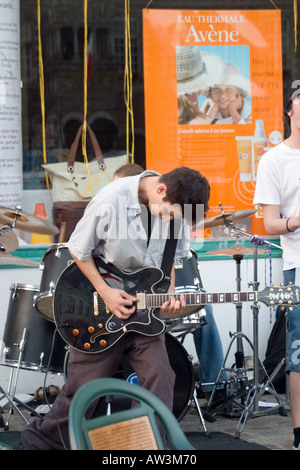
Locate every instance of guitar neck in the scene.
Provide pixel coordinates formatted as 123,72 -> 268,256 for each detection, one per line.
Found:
146,291 -> 257,308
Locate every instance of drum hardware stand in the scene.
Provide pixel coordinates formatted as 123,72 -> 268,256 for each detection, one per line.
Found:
234,238 -> 287,438
207,213 -> 287,430
207,249 -> 254,418
0,328 -> 42,430
174,328 -> 209,436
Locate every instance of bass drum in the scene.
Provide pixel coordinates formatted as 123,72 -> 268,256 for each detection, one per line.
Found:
35,244 -> 73,321
1,284 -> 67,373
115,333 -> 195,421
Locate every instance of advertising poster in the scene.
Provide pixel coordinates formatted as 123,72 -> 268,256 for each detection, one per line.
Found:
0,0 -> 22,208
143,10 -> 283,235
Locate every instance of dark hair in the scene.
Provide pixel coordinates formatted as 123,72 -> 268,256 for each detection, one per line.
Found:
283,82 -> 300,128
159,166 -> 210,224
114,163 -> 144,178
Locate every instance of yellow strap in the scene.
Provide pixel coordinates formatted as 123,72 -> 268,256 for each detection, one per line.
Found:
294,0 -> 298,52
268,0 -> 278,8
82,0 -> 94,197
124,0 -> 134,162
37,0 -> 49,189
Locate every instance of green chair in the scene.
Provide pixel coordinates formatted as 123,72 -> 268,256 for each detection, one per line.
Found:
68,377 -> 195,450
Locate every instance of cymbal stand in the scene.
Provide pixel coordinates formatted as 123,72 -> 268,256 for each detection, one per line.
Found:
0,328 -> 41,430
207,214 -> 286,423
234,235 -> 287,438
207,249 -> 253,417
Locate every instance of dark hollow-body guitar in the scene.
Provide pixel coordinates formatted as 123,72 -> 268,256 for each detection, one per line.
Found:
53,257 -> 300,353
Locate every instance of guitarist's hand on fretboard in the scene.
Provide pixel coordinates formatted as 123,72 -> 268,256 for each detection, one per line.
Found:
161,294 -> 186,316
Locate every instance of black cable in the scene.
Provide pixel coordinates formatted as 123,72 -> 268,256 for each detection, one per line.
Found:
42,328 -> 69,450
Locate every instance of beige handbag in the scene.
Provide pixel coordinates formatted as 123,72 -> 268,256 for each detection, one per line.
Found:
43,124 -> 128,202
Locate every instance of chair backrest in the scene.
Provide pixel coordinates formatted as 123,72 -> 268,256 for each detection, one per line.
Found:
68,377 -> 195,450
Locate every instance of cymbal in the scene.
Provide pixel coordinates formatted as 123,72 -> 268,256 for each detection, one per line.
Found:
206,244 -> 267,257
203,209 -> 257,228
0,206 -> 59,235
0,253 -> 40,267
0,230 -> 19,253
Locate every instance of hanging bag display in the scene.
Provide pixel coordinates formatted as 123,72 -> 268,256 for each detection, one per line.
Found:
42,124 -> 128,202
43,124 -> 129,242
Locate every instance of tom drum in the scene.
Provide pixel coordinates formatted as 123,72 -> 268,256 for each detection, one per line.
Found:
35,244 -> 73,321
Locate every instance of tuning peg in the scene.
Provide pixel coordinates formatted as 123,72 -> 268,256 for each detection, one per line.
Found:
289,307 -> 294,311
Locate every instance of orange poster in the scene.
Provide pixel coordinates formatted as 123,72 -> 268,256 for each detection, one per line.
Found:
143,10 -> 283,230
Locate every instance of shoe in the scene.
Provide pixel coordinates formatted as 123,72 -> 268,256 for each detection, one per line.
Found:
293,442 -> 300,450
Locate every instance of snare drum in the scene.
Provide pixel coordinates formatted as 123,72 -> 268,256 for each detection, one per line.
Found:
35,244 -> 73,321
166,311 -> 207,333
1,284 -> 67,373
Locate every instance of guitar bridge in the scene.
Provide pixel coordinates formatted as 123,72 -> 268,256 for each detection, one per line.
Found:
136,293 -> 146,310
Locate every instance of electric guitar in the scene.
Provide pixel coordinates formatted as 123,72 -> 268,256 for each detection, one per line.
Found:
53,257 -> 300,353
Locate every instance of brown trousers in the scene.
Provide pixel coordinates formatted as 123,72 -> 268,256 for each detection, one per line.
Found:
21,332 -> 175,450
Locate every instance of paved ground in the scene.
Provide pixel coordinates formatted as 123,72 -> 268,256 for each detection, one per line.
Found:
0,386 -> 293,451
181,392 -> 293,451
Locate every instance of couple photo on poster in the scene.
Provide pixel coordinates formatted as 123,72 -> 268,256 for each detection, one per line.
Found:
176,45 -> 252,126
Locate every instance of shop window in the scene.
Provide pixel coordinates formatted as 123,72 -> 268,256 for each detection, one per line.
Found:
61,26 -> 74,60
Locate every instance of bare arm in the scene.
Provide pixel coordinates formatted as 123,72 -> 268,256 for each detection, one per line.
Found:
262,204 -> 300,234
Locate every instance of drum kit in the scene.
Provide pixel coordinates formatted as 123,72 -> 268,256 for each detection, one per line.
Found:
0,204 -> 287,436
0,205 -> 65,429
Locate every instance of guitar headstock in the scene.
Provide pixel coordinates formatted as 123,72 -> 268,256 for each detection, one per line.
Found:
258,284 -> 300,308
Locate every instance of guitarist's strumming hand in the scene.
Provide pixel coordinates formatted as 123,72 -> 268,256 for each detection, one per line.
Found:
99,284 -> 137,320
69,254 -> 137,320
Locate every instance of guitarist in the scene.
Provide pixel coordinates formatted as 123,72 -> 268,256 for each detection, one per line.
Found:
21,166 -> 210,450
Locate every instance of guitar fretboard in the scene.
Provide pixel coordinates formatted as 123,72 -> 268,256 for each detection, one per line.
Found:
146,291 -> 257,308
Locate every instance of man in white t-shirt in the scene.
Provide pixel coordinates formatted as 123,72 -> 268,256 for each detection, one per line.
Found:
253,81 -> 300,450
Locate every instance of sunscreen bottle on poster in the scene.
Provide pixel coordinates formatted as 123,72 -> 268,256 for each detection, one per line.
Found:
236,136 -> 252,182
252,120 -> 268,181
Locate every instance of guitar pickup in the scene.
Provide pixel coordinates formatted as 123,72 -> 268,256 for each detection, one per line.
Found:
136,293 -> 146,310
93,292 -> 99,316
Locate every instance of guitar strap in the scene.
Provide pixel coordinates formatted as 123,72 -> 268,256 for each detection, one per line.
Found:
159,219 -> 179,292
